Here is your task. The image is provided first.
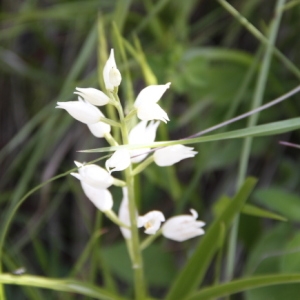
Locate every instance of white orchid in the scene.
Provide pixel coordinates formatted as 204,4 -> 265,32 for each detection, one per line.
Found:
105,149 -> 131,174
103,49 -> 122,91
154,144 -> 197,167
74,87 -> 110,106
129,121 -> 160,163
138,211 -> 165,235
56,98 -> 101,124
162,209 -> 205,242
71,161 -> 113,189
80,181 -> 113,212
134,83 -> 171,123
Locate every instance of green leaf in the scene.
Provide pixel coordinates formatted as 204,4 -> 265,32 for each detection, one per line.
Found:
165,177 -> 257,300
82,117 -> 300,153
0,274 -> 125,300
186,274 -> 300,300
254,188 -> 300,222
213,196 -> 286,221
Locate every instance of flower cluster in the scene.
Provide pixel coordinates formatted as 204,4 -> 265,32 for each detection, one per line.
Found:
56,49 -> 205,243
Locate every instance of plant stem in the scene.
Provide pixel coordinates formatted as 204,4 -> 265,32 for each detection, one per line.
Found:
112,92 -> 146,299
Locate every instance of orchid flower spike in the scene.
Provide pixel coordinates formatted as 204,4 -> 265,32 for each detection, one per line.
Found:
56,98 -> 102,124
103,49 -> 122,91
118,187 -> 137,239
80,181 -> 113,212
74,87 -> 110,106
162,209 -> 205,242
71,161 -> 113,189
105,149 -> 131,174
154,144 -> 197,167
134,83 -> 171,123
138,211 -> 165,235
129,121 -> 160,163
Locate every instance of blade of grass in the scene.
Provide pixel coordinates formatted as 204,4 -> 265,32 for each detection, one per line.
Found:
0,274 -> 125,300
186,274 -> 300,300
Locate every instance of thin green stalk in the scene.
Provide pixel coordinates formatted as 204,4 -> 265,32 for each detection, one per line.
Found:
225,0 -> 286,285
218,0 -> 300,80
111,91 -> 146,299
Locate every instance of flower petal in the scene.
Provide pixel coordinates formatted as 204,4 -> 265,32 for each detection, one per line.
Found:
162,209 -> 205,242
81,181 -> 113,212
129,121 -> 160,163
56,100 -> 101,124
134,83 -> 171,107
136,103 -> 169,123
74,87 -> 110,106
138,211 -> 165,235
105,149 -> 131,173
154,145 -> 197,167
87,121 -> 111,138
71,162 -> 113,189
118,187 -> 138,239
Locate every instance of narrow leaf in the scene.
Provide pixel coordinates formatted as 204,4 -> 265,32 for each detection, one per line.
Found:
186,274 -> 300,300
81,117 -> 300,153
0,274 -> 125,300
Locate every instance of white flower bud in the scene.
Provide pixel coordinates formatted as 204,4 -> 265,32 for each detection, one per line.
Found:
80,181 -> 113,212
129,121 -> 160,163
134,83 -> 171,123
154,145 -> 197,167
56,98 -> 101,124
162,209 -> 205,242
74,87 -> 110,106
87,121 -> 111,138
105,149 -> 131,173
138,211 -> 165,235
71,161 -> 113,189
103,49 -> 122,91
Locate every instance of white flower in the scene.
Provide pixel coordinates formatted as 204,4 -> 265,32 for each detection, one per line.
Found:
129,121 -> 160,163
80,181 -> 113,212
105,149 -> 131,173
56,98 -> 101,124
71,161 -> 113,189
162,209 -> 205,242
118,187 -> 135,239
103,49 -> 122,91
134,83 -> 171,123
138,211 -> 165,235
87,120 -> 111,138
74,87 -> 110,106
154,144 -> 197,167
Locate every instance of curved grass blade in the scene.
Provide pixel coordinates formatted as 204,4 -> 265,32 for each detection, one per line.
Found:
186,274 -> 300,300
0,274 -> 125,300
165,177 -> 257,300
82,117 -> 300,153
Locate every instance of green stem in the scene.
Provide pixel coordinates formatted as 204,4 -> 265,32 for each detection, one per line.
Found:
104,210 -> 130,229
99,117 -> 121,128
132,156 -> 154,176
140,229 -> 162,251
111,91 -> 146,299
225,0 -> 286,285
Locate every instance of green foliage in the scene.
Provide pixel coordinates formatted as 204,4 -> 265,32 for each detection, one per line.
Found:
1,0 -> 300,299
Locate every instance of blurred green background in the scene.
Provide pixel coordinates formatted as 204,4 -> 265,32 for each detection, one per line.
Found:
1,0 -> 300,299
